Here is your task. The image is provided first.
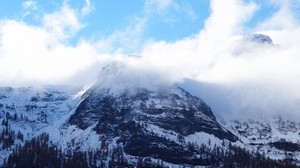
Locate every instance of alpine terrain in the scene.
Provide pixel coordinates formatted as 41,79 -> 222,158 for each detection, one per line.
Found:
0,35 -> 299,167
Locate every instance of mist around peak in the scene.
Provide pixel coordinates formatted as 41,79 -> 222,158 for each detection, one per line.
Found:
1,0 -> 300,120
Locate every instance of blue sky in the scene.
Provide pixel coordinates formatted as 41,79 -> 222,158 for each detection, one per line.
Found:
0,0 -> 210,42
0,0 -> 280,44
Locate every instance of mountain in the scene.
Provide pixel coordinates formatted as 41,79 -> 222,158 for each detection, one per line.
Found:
0,86 -> 83,164
1,86 -> 299,167
69,85 -> 237,141
0,62 -> 299,167
67,84 -> 238,165
245,34 -> 273,45
232,33 -> 274,56
225,118 -> 300,164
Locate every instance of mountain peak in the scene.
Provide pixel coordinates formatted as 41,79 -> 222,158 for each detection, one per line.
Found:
95,61 -> 172,95
69,83 -> 237,141
245,33 -> 273,45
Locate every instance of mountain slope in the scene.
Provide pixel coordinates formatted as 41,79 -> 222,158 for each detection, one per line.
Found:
69,86 -> 237,141
0,86 -> 83,164
0,84 -> 235,166
0,84 -> 237,167
225,118 -> 300,164
67,84 -> 238,165
1,84 -> 300,167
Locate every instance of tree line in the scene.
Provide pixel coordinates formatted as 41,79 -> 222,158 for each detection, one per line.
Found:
2,132 -> 299,168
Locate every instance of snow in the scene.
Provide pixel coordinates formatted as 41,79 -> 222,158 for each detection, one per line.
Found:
0,85 -> 83,164
185,132 -> 226,149
55,122 -> 101,151
225,117 -> 300,162
1,83 -> 300,166
144,123 -> 179,143
72,82 -> 95,99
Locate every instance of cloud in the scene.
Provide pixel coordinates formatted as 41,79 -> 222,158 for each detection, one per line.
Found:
1,0 -> 300,120
97,0 -> 201,54
139,0 -> 258,81
81,0 -> 94,16
0,20 -> 98,86
257,0 -> 299,30
22,0 -> 38,18
137,0 -> 300,120
43,4 -> 82,40
145,0 -> 173,13
182,3 -> 197,21
0,2 -> 102,87
144,0 -> 198,24
96,17 -> 147,54
22,0 -> 38,11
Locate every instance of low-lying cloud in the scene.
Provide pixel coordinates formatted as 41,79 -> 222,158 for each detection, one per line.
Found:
0,0 -> 300,120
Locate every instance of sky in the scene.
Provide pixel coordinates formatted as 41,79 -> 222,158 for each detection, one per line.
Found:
0,0 -> 300,120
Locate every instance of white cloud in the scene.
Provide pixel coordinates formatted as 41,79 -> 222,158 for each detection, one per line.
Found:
1,0 -> 300,120
96,17 -> 147,53
197,0 -> 258,53
0,19 -> 101,86
0,2 -> 102,87
257,1 -> 299,30
22,0 -> 38,18
145,0 -> 173,13
22,0 -> 38,11
81,0 -> 94,16
137,0 -> 300,120
182,3 -> 197,20
139,0 -> 258,81
43,4 -> 82,41
144,0 -> 198,24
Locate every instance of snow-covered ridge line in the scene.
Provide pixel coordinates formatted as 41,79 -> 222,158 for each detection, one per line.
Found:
1,83 -> 300,167
0,85 -> 85,165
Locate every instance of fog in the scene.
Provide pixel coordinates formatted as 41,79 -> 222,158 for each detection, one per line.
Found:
0,0 -> 300,120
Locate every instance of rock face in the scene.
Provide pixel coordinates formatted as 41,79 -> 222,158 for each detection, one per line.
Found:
68,85 -> 237,164
226,118 -> 300,163
69,86 -> 236,141
245,34 -> 273,45
69,84 -> 236,141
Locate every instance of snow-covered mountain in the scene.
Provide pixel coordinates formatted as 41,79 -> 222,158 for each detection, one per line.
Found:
245,34 -> 273,45
1,84 -> 299,167
225,117 -> 300,164
1,58 -> 300,167
69,85 -> 237,141
0,85 -> 84,164
1,85 -> 299,167
232,33 -> 274,55
0,83 -> 235,167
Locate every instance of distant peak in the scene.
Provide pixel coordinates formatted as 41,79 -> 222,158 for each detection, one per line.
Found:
245,34 -> 273,45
